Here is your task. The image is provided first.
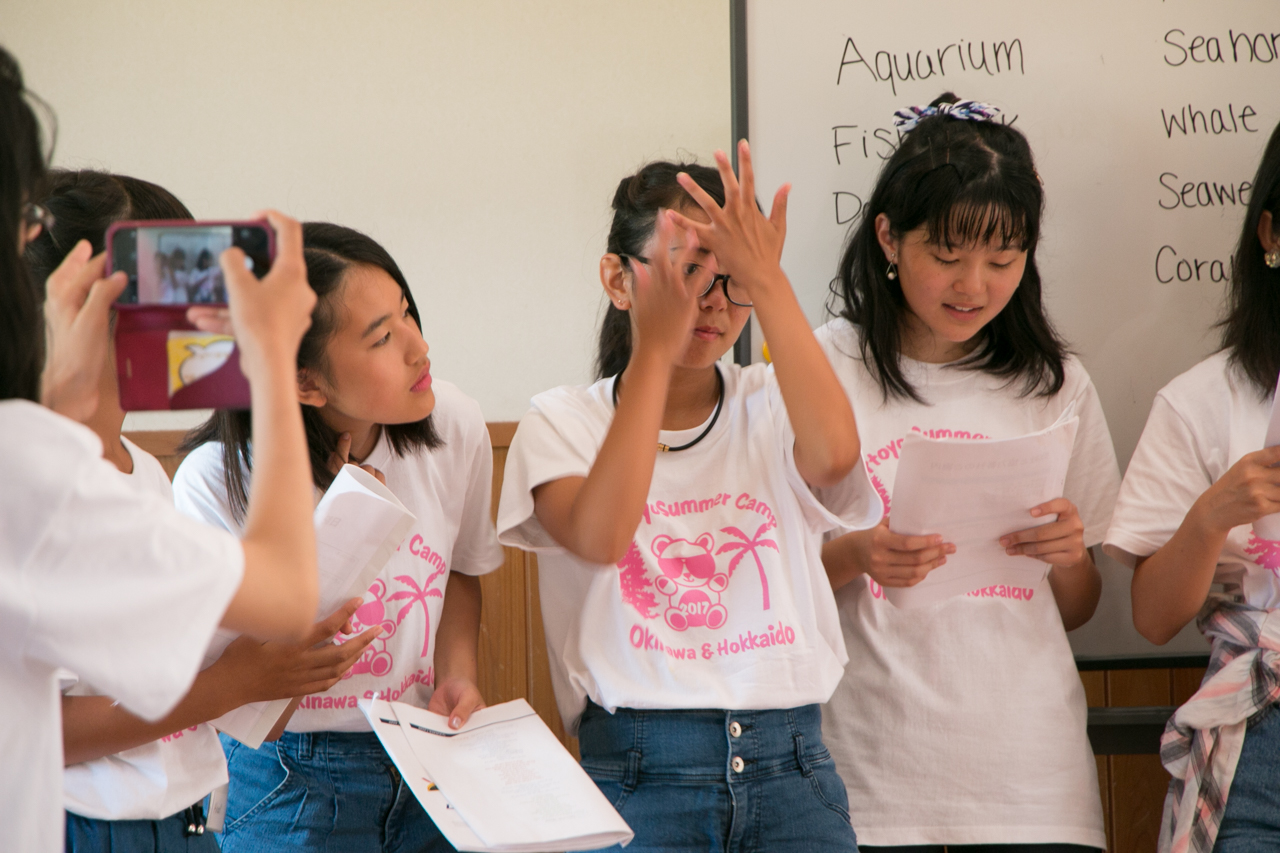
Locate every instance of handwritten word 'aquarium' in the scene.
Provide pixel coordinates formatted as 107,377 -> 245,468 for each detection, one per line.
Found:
838,37 -> 1025,95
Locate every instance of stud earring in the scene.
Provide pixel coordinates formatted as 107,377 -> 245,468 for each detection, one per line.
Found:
1266,248 -> 1280,270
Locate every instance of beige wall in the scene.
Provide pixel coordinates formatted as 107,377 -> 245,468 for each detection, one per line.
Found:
4,0 -> 731,426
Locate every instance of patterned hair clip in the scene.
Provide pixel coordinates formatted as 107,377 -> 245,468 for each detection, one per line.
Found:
892,100 -> 1002,132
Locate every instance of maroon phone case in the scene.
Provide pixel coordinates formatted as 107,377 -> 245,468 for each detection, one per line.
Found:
114,307 -> 251,411
106,220 -> 273,412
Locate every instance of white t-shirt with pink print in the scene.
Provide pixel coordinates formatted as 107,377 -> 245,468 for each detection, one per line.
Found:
173,379 -> 504,733
815,318 -> 1119,849
496,362 -> 882,732
1106,351 -> 1280,609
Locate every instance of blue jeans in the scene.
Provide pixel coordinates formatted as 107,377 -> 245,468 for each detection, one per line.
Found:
65,809 -> 220,852
217,731 -> 453,853
578,702 -> 858,853
1213,704 -> 1280,853
855,840 -> 1095,845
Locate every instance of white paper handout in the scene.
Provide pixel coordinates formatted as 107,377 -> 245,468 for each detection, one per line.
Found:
884,407 -> 1080,609
361,697 -> 633,852
211,465 -> 417,747
1254,374 -> 1280,540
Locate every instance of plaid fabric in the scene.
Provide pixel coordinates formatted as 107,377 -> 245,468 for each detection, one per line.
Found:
1158,597 -> 1280,853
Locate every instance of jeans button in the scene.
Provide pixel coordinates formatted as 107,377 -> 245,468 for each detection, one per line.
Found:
729,721 -> 743,738
731,755 -> 745,773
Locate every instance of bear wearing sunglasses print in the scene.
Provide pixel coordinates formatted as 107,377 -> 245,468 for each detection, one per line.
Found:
651,533 -> 730,631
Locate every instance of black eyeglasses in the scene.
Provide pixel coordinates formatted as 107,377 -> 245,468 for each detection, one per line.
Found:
22,202 -> 55,234
619,253 -> 752,307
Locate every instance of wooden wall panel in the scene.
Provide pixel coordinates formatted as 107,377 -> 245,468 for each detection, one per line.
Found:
1172,667 -> 1207,706
1107,669 -> 1171,708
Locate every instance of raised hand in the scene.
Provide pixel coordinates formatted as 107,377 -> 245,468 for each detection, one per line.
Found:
627,210 -> 704,365
667,139 -> 789,294
39,241 -> 128,421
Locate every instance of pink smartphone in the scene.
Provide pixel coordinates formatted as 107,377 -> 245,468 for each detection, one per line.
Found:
105,220 -> 276,411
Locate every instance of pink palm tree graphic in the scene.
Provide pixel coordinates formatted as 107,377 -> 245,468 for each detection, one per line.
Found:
387,565 -> 448,658
717,523 -> 779,610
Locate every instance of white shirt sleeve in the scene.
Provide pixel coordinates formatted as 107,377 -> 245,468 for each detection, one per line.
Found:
1061,368 -> 1122,547
763,364 -> 883,535
447,404 -> 504,577
10,433 -> 242,722
1104,393 -> 1210,567
172,442 -> 244,534
497,397 -> 597,552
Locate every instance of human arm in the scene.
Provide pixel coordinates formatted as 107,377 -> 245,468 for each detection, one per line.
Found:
822,520 -> 953,592
668,141 -> 860,488
532,215 -> 702,564
1001,498 -> 1100,631
427,573 -> 484,729
1130,446 -> 1280,644
189,212 -> 318,641
62,598 -> 379,765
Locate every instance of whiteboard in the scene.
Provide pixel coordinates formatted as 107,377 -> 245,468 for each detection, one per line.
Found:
739,0 -> 1278,657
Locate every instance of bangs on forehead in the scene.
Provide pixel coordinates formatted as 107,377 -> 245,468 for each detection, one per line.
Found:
926,201 -> 1030,251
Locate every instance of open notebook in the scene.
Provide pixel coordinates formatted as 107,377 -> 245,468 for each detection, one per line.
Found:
362,697 -> 633,852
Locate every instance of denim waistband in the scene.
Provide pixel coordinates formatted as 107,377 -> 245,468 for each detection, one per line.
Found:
274,729 -> 388,760
577,703 -> 830,784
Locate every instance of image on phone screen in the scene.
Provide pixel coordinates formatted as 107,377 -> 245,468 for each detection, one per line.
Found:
113,223 -> 271,305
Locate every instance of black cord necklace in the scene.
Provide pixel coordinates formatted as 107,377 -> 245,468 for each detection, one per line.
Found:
612,365 -> 725,452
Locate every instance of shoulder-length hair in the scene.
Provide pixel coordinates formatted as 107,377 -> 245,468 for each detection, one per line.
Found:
184,222 -> 442,521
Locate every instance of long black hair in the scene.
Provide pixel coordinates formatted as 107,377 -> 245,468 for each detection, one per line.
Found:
1219,118 -> 1280,396
831,92 -> 1066,402
596,160 -> 725,379
0,46 -> 51,403
24,170 -> 193,288
184,222 -> 443,521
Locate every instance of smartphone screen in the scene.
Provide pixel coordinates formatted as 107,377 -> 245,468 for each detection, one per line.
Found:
112,222 -> 272,305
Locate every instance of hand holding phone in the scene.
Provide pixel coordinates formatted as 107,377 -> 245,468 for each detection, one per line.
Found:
106,216 -> 303,412
217,211 -> 316,383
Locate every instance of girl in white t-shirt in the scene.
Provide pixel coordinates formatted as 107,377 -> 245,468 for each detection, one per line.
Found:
497,146 -> 881,852
2,48 -> 324,853
25,170 -> 382,852
817,94 -> 1120,852
174,222 -> 504,852
1106,119 -> 1280,853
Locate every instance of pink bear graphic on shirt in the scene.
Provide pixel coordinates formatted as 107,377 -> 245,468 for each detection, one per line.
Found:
651,534 -> 730,631
341,562 -> 447,680
345,578 -> 399,678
